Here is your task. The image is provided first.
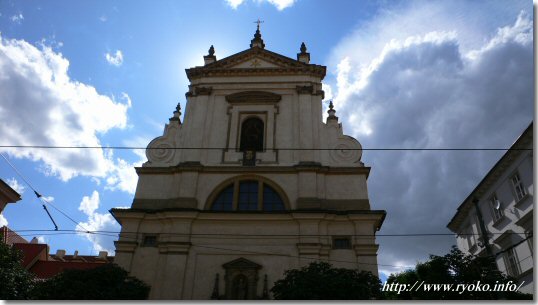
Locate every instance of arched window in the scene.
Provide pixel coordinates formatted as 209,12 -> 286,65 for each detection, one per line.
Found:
238,180 -> 258,210
240,118 -> 264,152
262,185 -> 284,211
212,184 -> 234,211
210,179 -> 285,211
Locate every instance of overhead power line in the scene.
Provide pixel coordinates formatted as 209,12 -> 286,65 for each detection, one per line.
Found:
0,153 -> 89,232
0,145 -> 532,151
11,229 -> 532,271
9,228 -> 529,237
11,230 -> 534,272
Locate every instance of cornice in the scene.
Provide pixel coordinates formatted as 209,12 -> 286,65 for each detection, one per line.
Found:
447,122 -> 533,232
136,163 -> 371,177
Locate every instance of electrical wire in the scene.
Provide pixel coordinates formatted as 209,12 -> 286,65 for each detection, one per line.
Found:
0,153 -> 89,232
6,228 -> 530,237
10,229 -> 532,271
0,145 -> 532,151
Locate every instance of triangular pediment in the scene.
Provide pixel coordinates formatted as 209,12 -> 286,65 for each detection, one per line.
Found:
228,56 -> 281,69
208,48 -> 304,70
222,257 -> 262,270
186,47 -> 326,80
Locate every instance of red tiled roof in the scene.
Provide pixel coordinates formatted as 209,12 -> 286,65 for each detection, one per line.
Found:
1,226 -> 28,245
50,255 -> 114,263
30,260 -> 109,279
12,243 -> 48,268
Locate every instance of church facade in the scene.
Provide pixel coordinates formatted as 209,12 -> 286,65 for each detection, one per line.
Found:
111,27 -> 386,300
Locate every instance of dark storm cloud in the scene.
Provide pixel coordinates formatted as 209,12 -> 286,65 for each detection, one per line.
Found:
332,13 -> 533,275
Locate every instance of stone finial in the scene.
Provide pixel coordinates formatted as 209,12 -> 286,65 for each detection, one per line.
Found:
297,41 -> 310,63
327,100 -> 338,122
169,102 -> 182,123
300,42 -> 307,53
204,45 -> 217,65
250,19 -> 266,49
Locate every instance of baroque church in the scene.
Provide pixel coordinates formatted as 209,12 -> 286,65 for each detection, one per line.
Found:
111,25 -> 386,300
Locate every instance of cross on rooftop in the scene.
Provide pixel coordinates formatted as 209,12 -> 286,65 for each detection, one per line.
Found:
254,18 -> 264,30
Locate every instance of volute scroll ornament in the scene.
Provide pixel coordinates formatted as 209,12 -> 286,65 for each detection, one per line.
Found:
146,123 -> 179,165
329,136 -> 362,164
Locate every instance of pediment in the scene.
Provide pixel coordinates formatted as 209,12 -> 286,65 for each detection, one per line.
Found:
229,57 -> 280,69
208,48 -> 303,70
186,47 -> 326,80
222,257 -> 262,270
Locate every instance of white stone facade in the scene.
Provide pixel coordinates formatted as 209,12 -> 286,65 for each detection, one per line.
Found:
112,31 -> 385,300
447,123 -> 533,294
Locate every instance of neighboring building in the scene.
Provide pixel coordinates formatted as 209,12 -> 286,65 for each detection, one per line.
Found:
447,123 -> 533,294
2,225 -> 113,279
111,26 -> 386,300
1,225 -> 28,245
12,239 -> 113,279
0,178 -> 21,214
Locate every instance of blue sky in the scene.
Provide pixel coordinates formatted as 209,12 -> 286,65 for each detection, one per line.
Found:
0,0 -> 533,281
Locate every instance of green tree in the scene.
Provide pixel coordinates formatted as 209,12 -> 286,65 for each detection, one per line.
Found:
31,263 -> 150,300
0,240 -> 35,299
385,246 -> 532,300
271,261 -> 382,300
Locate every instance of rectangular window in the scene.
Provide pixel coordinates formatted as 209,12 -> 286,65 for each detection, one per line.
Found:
526,231 -> 533,258
332,237 -> 352,249
489,194 -> 504,222
142,235 -> 158,247
504,248 -> 521,277
511,173 -> 527,202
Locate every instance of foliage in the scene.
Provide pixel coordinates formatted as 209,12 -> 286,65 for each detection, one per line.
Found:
271,261 -> 382,300
31,263 -> 150,300
385,246 -> 532,300
0,240 -> 35,299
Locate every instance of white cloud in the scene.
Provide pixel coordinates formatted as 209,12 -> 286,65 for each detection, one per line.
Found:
105,50 -> 123,66
76,190 -> 120,253
225,0 -> 245,9
105,157 -> 140,195
103,136 -> 148,195
10,13 -> 23,24
37,236 -> 47,244
327,4 -> 532,274
41,195 -> 54,202
266,0 -> 295,10
78,190 -> 99,216
0,35 -> 132,186
0,214 -> 8,227
99,15 -> 107,22
225,0 -> 295,10
5,177 -> 25,195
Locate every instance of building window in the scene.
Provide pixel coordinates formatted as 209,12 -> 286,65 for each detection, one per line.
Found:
332,237 -> 352,249
465,225 -> 476,249
210,179 -> 285,211
213,184 -> 234,211
238,180 -> 258,211
504,248 -> 521,277
511,173 -> 527,202
526,230 -> 533,258
489,194 -> 504,222
142,235 -> 157,247
240,117 -> 264,152
262,185 -> 285,211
